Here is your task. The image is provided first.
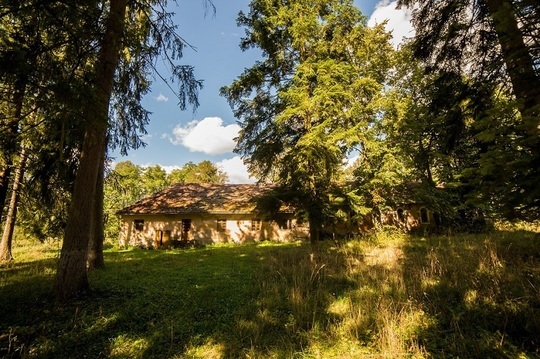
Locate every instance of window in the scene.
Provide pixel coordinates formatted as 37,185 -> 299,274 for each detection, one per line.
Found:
433,212 -> 442,227
397,208 -> 405,222
251,219 -> 261,231
134,219 -> 144,231
420,208 -> 429,224
217,219 -> 227,232
182,219 -> 192,233
277,218 -> 292,230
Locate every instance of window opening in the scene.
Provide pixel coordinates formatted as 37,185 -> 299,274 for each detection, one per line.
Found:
420,208 -> 429,223
217,219 -> 227,232
134,219 -> 144,231
251,219 -> 262,231
397,208 -> 405,222
277,218 -> 291,230
182,219 -> 192,232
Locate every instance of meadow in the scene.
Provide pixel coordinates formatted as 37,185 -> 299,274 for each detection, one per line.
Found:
1,224 -> 539,358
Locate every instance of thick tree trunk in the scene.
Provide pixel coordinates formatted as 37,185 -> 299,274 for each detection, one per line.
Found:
485,0 -> 540,118
0,147 -> 28,262
54,0 -> 127,301
54,127 -> 103,299
87,151 -> 106,270
485,0 -> 540,217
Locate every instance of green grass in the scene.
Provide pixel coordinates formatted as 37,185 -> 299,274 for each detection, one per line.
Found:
1,228 -> 539,358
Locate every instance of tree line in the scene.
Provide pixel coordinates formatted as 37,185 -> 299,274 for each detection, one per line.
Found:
0,0 -> 538,299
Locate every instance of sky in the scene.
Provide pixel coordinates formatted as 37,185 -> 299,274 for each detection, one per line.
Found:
110,0 -> 414,183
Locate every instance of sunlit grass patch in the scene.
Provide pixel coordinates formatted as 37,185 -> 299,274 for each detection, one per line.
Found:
182,340 -> 226,359
109,334 -> 150,358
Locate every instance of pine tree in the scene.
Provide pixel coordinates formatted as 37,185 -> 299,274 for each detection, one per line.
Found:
222,0 -> 394,242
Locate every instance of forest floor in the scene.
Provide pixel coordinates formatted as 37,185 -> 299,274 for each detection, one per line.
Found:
1,224 -> 539,358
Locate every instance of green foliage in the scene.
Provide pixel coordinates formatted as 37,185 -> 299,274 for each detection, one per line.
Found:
168,160 -> 228,185
393,0 -> 540,220
141,165 -> 168,195
222,0 -> 395,239
386,43 -> 540,221
1,228 -> 539,357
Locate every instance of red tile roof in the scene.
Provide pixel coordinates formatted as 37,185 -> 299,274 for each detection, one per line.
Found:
117,183 -> 281,215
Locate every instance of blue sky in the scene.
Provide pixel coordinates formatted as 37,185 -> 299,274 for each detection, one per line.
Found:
110,0 -> 413,183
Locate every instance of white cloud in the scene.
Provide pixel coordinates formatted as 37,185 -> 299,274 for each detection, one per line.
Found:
368,1 -> 414,48
344,154 -> 360,168
156,93 -> 169,102
169,117 -> 240,155
141,133 -> 153,144
159,165 -> 182,174
217,156 -> 256,184
220,31 -> 240,37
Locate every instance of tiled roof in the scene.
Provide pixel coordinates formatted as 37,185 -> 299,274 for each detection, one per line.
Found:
117,183 -> 280,215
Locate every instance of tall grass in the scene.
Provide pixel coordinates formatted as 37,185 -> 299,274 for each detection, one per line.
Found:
1,228 -> 539,358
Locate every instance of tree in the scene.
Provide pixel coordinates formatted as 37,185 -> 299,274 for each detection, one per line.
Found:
166,161 -> 227,184
15,118 -> 80,243
397,0 -> 540,219
54,0 -> 208,300
0,1 -> 102,263
141,165 -> 168,195
0,1 -> 100,224
398,0 -> 539,115
182,160 -> 227,184
54,0 -> 129,300
0,147 -> 27,261
222,0 -> 393,242
103,161 -> 143,241
87,155 -> 106,270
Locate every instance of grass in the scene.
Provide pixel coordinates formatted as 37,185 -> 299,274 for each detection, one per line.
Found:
1,227 -> 539,358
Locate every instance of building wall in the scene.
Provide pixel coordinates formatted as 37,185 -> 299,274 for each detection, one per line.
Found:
382,204 -> 439,231
357,204 -> 439,233
119,213 -> 309,248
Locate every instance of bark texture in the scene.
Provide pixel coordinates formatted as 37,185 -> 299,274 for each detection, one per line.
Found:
87,152 -> 106,270
485,0 -> 540,118
0,80 -> 26,221
0,147 -> 27,261
54,0 -> 127,300
0,166 -> 11,221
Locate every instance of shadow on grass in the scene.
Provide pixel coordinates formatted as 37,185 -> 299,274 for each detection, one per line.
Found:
1,230 -> 539,358
1,242 -> 353,358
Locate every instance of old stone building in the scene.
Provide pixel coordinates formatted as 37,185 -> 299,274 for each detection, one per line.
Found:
117,183 -> 309,248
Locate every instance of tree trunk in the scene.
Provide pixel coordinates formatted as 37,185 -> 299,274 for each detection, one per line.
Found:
0,166 -> 11,222
0,80 -> 26,221
308,211 -> 321,245
87,151 -> 106,270
0,147 -> 28,262
485,0 -> 540,119
54,0 -> 127,301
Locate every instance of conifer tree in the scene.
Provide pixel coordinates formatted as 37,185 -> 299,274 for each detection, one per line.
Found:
222,0 -> 393,242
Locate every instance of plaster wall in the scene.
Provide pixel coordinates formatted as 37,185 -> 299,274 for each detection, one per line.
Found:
119,213 -> 309,248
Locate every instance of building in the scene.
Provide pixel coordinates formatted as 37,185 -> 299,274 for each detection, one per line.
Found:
117,183 -> 309,248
